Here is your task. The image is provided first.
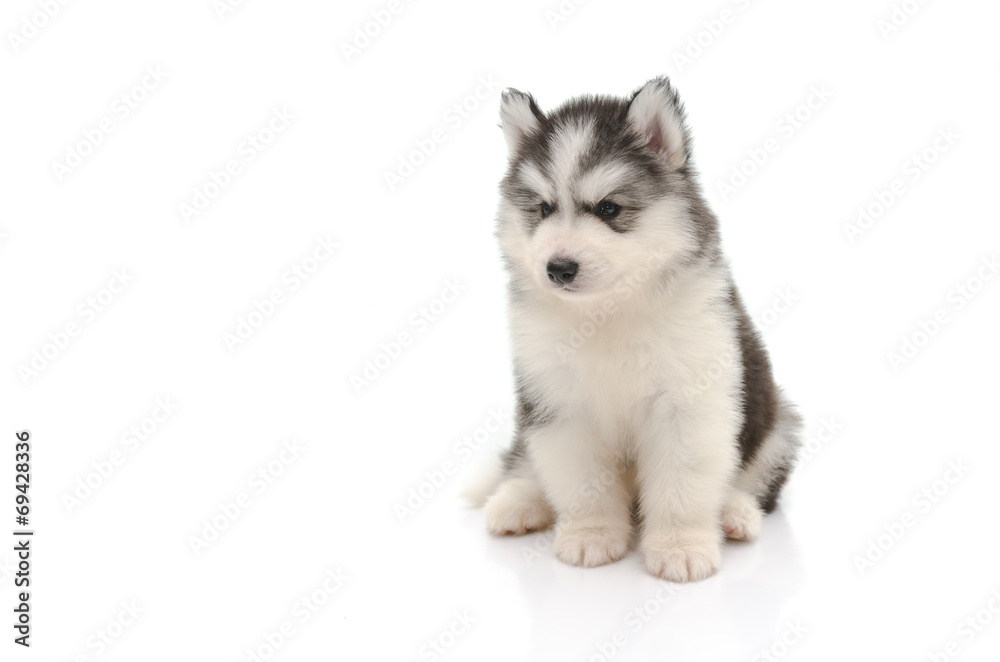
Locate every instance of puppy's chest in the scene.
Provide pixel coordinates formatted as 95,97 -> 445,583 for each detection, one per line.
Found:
518,308 -> 685,412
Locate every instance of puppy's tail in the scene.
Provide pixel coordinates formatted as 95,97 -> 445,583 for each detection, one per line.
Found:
458,452 -> 505,507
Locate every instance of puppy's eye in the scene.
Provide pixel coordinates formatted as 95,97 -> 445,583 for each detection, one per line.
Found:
597,200 -> 621,219
540,202 -> 554,218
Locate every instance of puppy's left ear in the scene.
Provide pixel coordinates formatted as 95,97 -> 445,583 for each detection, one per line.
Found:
627,77 -> 690,170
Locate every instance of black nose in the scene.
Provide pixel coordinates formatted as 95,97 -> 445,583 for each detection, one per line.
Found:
546,259 -> 578,285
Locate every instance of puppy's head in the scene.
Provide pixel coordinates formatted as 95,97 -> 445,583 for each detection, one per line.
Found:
496,78 -> 714,302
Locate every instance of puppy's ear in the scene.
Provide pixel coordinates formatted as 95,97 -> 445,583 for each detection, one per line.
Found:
500,88 -> 543,156
627,77 -> 690,169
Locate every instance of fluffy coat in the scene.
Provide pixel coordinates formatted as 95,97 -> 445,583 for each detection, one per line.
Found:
478,77 -> 802,582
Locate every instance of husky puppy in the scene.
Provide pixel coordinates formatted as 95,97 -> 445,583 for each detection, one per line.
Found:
478,77 -> 802,582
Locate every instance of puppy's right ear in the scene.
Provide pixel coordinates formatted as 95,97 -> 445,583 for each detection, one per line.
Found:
500,88 -> 543,156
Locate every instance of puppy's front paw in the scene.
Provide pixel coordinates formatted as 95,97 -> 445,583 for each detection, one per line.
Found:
553,521 -> 630,567
642,529 -> 721,582
484,479 -> 555,535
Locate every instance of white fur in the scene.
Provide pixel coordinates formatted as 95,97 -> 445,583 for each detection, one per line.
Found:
627,83 -> 688,169
485,82 -> 799,582
499,193 -> 696,299
721,489 -> 763,541
483,477 -> 554,535
549,120 -> 593,186
506,261 -> 743,580
731,399 -> 802,507
517,162 -> 553,201
576,161 -> 635,202
459,451 -> 504,507
500,90 -> 541,153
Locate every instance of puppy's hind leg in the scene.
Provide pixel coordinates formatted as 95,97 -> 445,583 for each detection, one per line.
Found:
731,392 -> 803,516
484,437 -> 555,535
484,476 -> 555,535
720,489 -> 763,541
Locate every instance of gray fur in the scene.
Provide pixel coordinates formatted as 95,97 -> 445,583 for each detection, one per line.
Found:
493,76 -> 801,529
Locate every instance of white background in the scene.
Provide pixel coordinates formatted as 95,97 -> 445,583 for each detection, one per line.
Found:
2,0 -> 999,660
